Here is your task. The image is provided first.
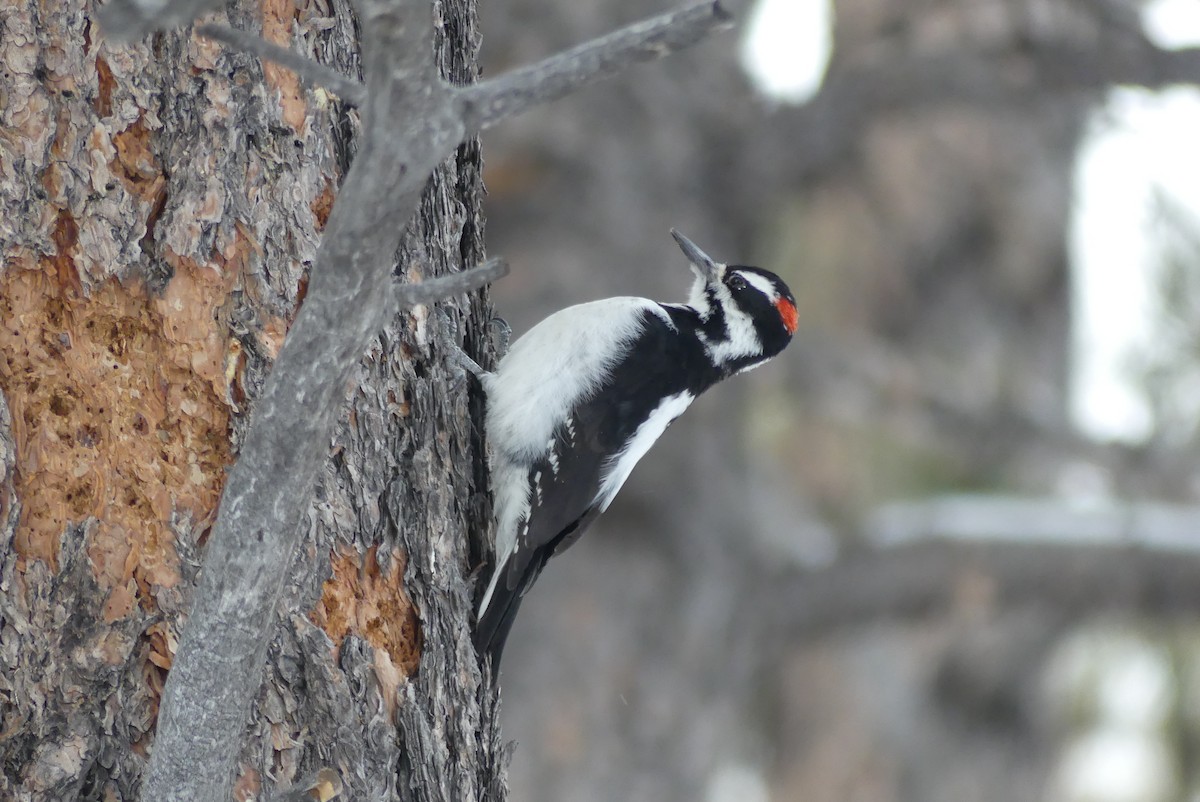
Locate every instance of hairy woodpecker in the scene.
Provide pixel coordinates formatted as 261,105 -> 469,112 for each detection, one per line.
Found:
473,230 -> 798,674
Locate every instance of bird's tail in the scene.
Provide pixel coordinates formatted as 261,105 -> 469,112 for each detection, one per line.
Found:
474,577 -> 527,680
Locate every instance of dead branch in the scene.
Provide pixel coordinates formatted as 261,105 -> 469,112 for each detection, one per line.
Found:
198,3 -> 735,128
396,257 -> 509,306
459,2 -> 733,131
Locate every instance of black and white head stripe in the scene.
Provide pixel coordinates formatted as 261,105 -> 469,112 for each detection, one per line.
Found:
672,229 -> 798,373
721,264 -> 797,365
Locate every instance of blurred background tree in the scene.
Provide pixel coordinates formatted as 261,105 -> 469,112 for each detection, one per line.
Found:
476,0 -> 1200,800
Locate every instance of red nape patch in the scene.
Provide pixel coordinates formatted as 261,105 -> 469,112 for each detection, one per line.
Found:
775,298 -> 799,334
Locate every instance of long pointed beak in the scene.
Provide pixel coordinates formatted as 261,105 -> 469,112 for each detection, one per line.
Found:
671,229 -> 720,281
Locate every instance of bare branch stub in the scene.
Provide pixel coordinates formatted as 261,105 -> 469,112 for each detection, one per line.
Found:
396,257 -> 510,308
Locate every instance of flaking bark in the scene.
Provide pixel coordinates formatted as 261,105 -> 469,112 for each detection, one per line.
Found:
0,0 -> 501,798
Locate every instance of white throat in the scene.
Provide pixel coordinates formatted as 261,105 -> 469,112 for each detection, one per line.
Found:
687,267 -> 713,318
695,268 -> 764,367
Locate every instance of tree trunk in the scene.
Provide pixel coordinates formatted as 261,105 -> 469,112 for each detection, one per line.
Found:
0,0 -> 504,798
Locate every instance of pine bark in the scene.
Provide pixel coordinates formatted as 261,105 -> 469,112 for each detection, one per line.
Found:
0,0 -> 504,799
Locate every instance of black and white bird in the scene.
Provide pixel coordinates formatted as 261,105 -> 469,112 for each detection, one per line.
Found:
471,230 -> 798,674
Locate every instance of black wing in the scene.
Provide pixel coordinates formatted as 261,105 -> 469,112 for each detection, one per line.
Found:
475,309 -> 705,669
472,430 -> 607,670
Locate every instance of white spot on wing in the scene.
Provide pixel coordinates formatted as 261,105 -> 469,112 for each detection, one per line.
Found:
595,392 -> 695,511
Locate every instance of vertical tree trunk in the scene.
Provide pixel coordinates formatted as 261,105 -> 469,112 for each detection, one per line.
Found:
0,0 -> 503,798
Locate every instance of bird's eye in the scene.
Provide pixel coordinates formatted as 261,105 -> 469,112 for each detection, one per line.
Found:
728,274 -> 747,291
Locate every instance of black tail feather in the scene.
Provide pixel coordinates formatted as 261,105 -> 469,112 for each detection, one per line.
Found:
474,550 -> 553,680
474,584 -> 526,680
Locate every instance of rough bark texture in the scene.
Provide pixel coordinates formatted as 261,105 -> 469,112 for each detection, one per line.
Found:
0,0 -> 503,798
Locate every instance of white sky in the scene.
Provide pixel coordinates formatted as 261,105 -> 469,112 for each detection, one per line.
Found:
1046,629 -> 1179,802
1068,2 -> 1200,444
1144,0 -> 1200,49
743,0 -> 1200,446
739,0 -> 831,104
1070,86 -> 1200,443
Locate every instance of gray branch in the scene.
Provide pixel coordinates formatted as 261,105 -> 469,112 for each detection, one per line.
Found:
818,44 -> 1200,112
99,0 -> 212,41
867,495 -> 1200,552
769,539 -> 1200,642
778,42 -> 1200,181
196,2 -> 734,133
195,24 -> 368,105
459,1 -> 734,131
396,257 -> 509,306
768,498 -> 1200,640
137,2 -> 728,800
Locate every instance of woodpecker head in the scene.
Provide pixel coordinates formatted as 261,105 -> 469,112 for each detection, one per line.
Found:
671,229 -> 798,374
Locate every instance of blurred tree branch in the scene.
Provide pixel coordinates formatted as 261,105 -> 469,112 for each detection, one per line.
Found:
774,41 -> 1200,180
769,498 -> 1200,640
